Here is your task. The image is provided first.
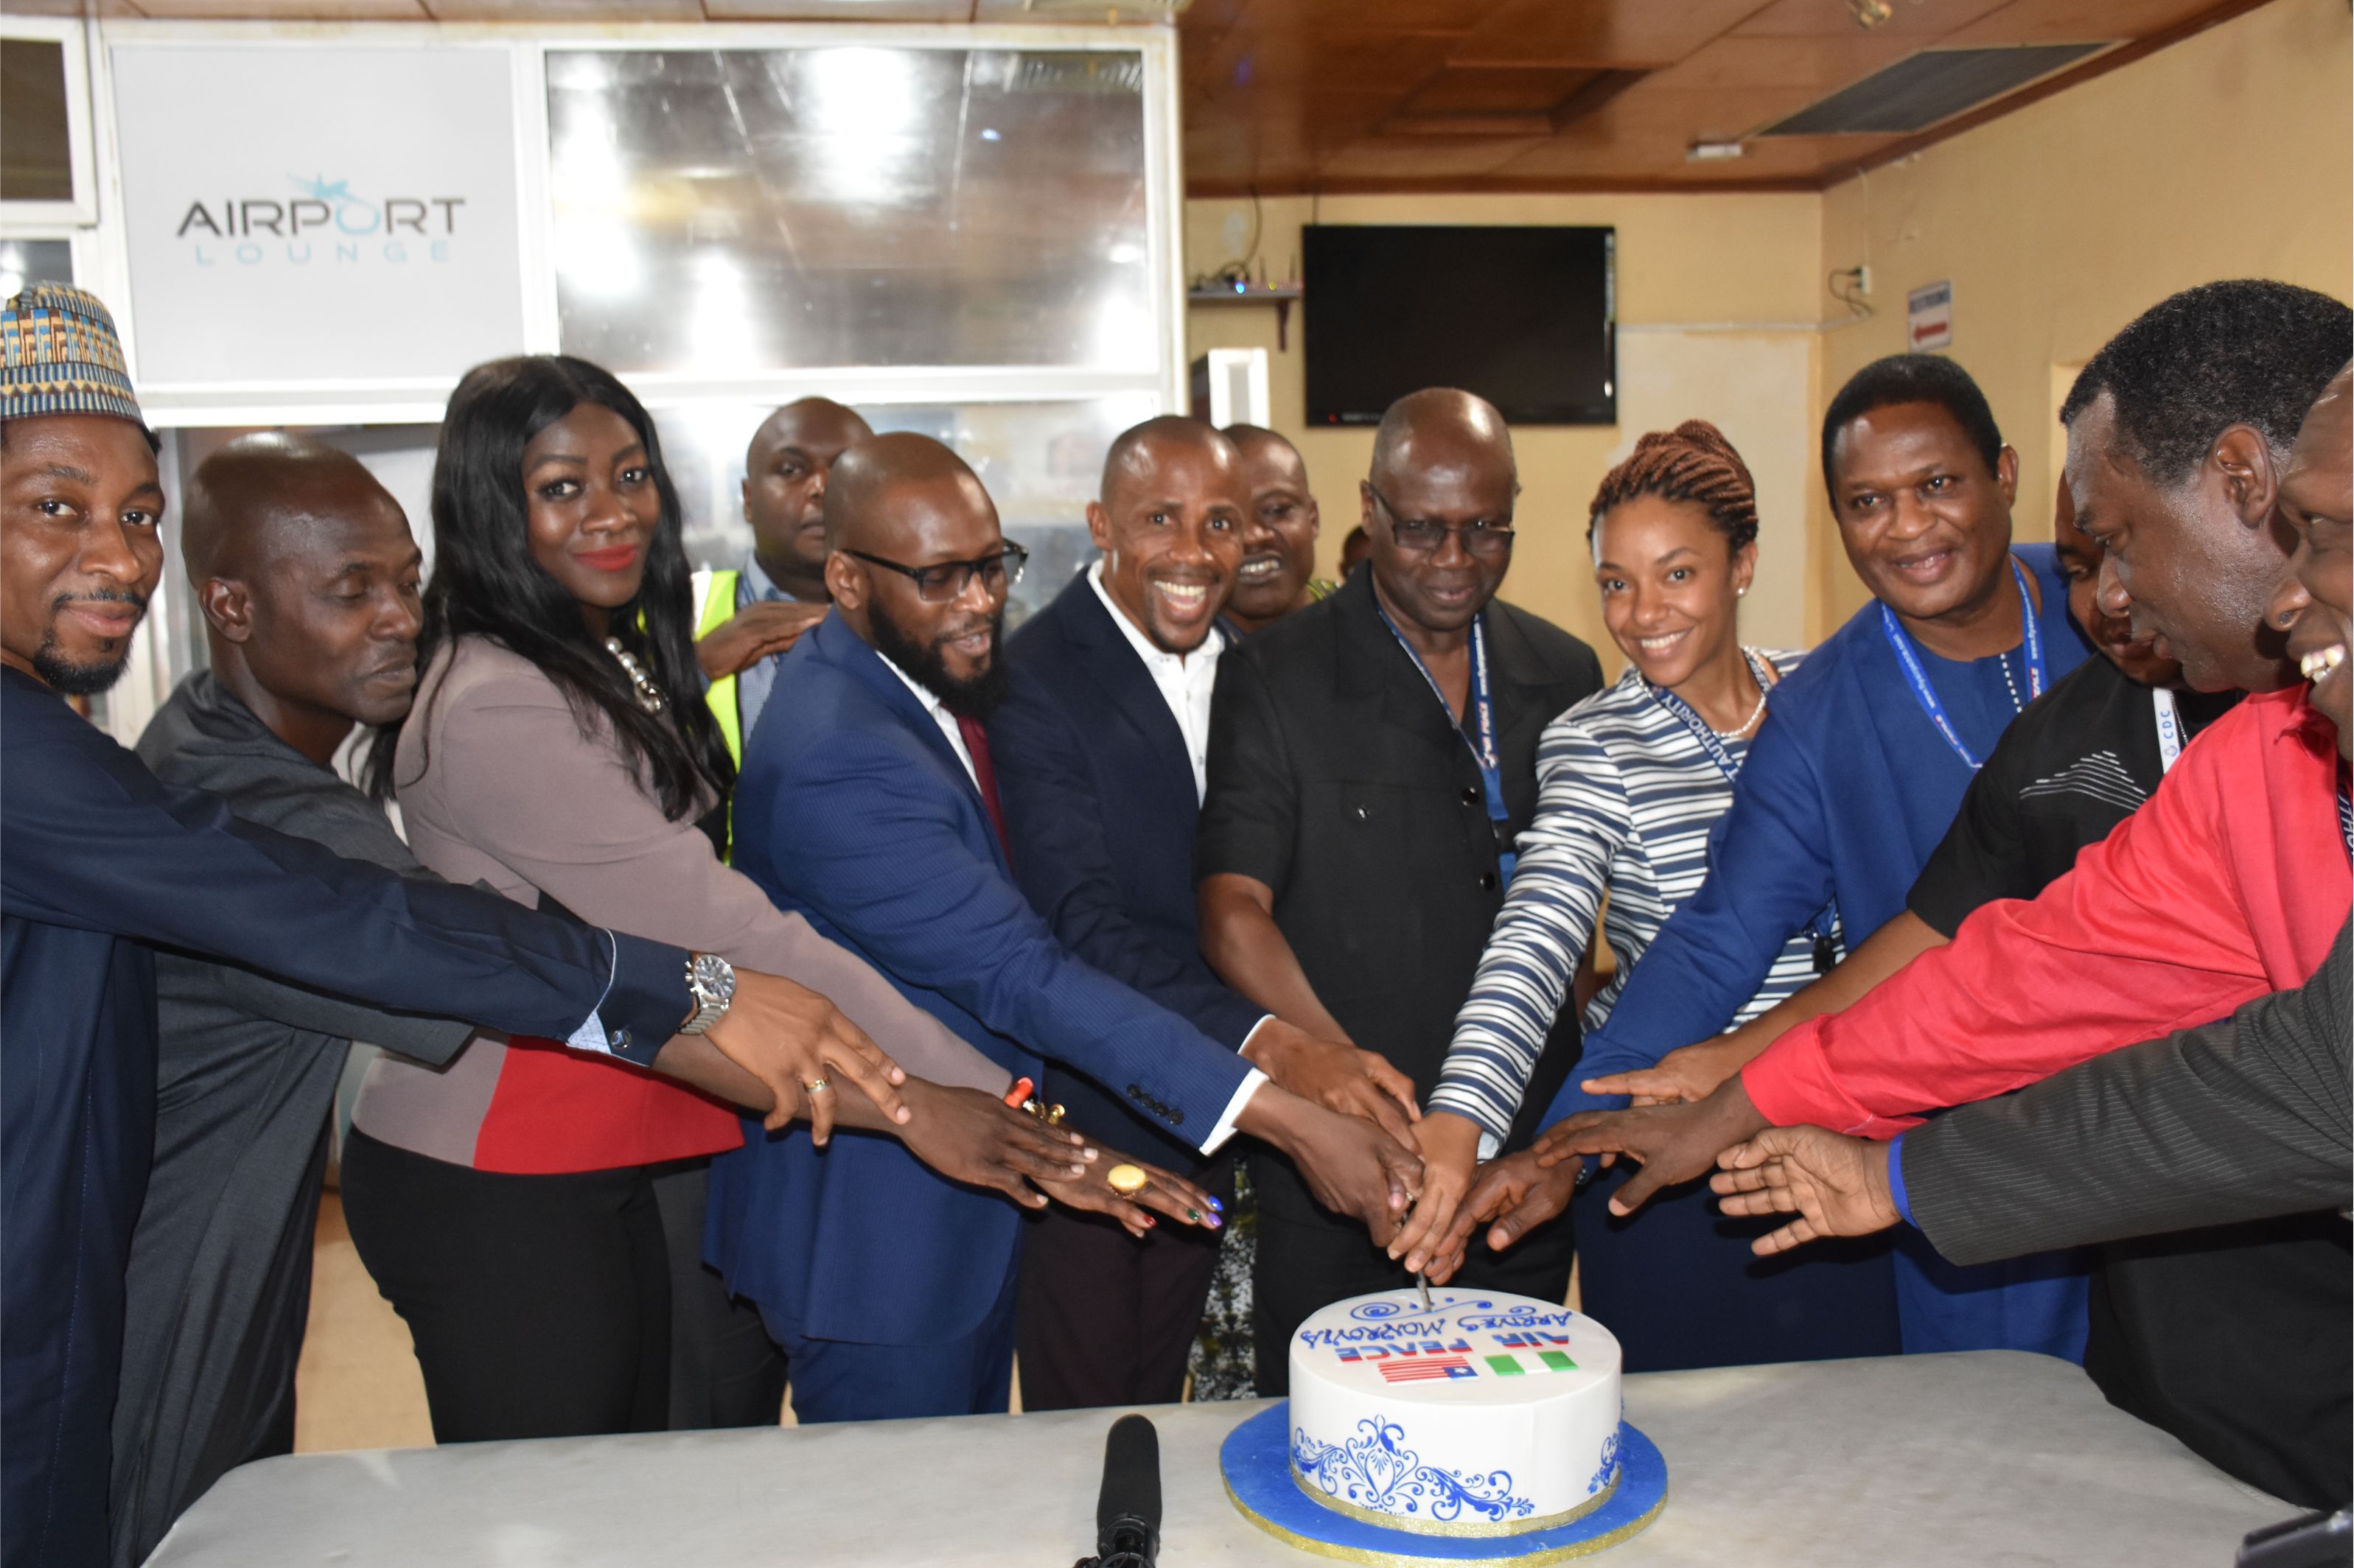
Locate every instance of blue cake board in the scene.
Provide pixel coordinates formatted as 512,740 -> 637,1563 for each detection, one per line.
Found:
1220,1402 -> 1667,1565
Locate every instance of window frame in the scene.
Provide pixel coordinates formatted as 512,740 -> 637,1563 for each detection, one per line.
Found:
0,15 -> 100,228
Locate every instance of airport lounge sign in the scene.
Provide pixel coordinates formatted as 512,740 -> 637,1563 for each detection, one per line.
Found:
111,43 -> 528,388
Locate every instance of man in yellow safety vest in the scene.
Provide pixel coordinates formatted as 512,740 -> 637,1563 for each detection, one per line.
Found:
693,397 -> 874,762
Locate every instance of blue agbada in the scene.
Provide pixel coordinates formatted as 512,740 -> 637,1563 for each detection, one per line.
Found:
1543,544 -> 2097,1361
0,667 -> 689,1568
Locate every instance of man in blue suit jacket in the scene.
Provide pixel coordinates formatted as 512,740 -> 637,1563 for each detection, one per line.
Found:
708,433 -> 1424,1422
988,419 -> 1418,1411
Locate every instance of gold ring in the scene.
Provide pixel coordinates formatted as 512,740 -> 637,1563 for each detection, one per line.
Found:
803,1077 -> 831,1094
1106,1163 -> 1148,1196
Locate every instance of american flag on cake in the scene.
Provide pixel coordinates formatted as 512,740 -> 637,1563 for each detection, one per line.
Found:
1377,1354 -> 1476,1383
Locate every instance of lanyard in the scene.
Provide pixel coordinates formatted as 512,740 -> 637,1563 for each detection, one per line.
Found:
1647,648 -> 1776,786
1375,602 -> 1515,889
1662,651 -> 1840,973
2151,687 -> 2187,775
1879,556 -> 2045,773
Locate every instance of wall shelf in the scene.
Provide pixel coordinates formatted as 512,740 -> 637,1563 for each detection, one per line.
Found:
1187,283 -> 1302,348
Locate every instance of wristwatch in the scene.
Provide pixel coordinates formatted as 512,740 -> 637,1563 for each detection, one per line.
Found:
677,951 -> 737,1037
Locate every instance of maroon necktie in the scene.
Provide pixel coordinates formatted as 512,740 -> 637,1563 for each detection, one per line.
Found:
956,715 -> 1013,863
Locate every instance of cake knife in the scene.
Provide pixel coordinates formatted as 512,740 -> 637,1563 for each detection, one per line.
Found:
1416,1271 -> 1433,1313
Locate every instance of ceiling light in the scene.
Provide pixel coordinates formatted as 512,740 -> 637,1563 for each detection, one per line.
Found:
1687,141 -> 1745,161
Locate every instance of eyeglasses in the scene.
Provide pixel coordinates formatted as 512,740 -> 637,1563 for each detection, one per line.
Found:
842,543 -> 1029,603
1366,483 -> 1516,559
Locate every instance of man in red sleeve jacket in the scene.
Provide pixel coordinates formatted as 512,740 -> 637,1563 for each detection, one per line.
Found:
1740,679 -> 2343,1135
1523,354 -> 2350,1203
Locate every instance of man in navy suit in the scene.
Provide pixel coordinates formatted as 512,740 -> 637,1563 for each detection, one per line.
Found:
708,432 -> 1425,1422
989,419 -> 1419,1410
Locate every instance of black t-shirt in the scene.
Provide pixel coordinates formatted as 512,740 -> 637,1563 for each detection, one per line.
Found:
1903,654 -> 2350,1508
1906,653 -> 2241,937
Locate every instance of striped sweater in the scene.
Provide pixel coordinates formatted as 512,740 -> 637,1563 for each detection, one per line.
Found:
1429,650 -> 1834,1144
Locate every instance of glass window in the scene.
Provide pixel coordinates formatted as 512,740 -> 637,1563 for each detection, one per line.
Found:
653,393 -> 1153,629
547,47 -> 1155,377
0,238 -> 73,298
1,40 -> 73,203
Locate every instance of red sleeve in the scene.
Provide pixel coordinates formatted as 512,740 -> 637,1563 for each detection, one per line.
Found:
1742,702 -> 2272,1138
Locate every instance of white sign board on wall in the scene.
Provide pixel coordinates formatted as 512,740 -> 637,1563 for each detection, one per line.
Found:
110,45 -> 526,388
1907,280 -> 1954,351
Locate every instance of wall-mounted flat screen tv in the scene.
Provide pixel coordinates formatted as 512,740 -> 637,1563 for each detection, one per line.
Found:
1303,225 -> 1616,427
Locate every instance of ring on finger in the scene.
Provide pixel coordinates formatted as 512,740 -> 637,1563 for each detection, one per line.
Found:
803,1077 -> 831,1095
1106,1163 -> 1148,1197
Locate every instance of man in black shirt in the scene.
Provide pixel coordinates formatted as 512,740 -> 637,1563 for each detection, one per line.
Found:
1196,388 -> 1604,1390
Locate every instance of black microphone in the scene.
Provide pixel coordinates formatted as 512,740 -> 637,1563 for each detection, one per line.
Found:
1079,1414 -> 1161,1568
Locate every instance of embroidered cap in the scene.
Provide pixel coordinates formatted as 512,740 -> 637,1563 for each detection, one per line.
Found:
1,283 -> 144,427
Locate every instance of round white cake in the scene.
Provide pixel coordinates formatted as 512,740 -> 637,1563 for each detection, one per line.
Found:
1288,1287 -> 1623,1538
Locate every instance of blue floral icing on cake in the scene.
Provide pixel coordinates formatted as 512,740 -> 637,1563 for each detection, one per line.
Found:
1290,1416 -> 1537,1525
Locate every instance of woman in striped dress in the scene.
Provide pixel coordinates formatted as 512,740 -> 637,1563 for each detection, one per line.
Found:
1399,420 -> 1901,1372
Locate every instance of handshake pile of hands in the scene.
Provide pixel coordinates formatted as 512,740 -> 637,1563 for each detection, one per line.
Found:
1375,1034 -> 1900,1281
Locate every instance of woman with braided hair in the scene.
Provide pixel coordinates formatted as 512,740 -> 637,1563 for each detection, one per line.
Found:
1396,419 -> 1903,1371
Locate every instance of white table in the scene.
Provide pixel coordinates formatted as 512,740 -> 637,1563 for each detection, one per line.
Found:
147,1351 -> 2293,1566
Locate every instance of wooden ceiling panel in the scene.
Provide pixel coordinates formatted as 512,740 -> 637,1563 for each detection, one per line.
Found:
1313,133 -> 1552,181
1228,0 -> 1506,36
1732,0 -> 2013,38
1446,0 -> 1781,66
1178,0 -> 2257,193
1191,28 -> 1454,94
1648,34 -> 1921,93
1940,0 -> 2221,43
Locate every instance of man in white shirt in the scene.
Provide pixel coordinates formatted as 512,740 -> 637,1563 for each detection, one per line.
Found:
990,418 -> 1419,1410
708,430 -> 1424,1421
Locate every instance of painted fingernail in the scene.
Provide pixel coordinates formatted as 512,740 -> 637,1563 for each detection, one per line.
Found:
1187,1208 -> 1201,1222
1209,1197 -> 1224,1212
1207,1213 -> 1223,1229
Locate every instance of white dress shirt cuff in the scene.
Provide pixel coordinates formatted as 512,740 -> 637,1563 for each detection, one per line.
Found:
1201,1067 -> 1271,1155
562,930 -> 621,1057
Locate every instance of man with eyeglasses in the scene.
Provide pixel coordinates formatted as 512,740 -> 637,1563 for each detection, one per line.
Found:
705,432 -> 1426,1422
1196,388 -> 1604,1391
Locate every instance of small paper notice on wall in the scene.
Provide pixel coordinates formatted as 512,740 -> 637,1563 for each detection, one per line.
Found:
1908,281 -> 1954,351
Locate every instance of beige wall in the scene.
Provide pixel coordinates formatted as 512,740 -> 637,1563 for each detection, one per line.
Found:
1809,0 -> 2354,636
1187,0 -> 2354,657
1184,192 -> 1828,670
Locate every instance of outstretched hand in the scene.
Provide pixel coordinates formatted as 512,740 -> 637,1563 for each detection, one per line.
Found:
890,1079 -> 1091,1205
703,967 -> 909,1141
1243,1087 -> 1424,1245
1421,1148 -> 1580,1284
1711,1124 -> 1900,1256
1579,1037 -> 1747,1107
1529,1077 -> 1768,1217
1391,1110 -> 1482,1275
1036,1152 -> 1226,1239
1249,1019 -> 1422,1147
